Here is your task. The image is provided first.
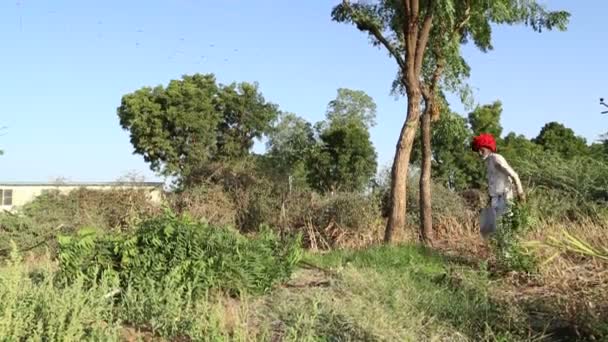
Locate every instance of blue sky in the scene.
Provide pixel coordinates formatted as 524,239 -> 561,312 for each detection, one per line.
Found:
0,1 -> 606,182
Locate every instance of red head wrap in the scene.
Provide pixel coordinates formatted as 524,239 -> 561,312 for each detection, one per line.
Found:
472,133 -> 497,153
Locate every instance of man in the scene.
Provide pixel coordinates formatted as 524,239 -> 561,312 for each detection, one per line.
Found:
472,133 -> 525,236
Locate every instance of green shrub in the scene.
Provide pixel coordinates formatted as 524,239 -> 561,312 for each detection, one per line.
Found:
57,212 -> 302,297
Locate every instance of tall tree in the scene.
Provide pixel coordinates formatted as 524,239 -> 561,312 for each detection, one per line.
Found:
117,73 -> 279,182
332,0 -> 569,243
533,121 -> 589,159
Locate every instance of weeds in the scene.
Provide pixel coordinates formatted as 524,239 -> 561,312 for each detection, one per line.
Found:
490,202 -> 537,273
57,211 -> 303,297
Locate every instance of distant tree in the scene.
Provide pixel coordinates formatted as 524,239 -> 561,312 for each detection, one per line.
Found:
326,88 -> 377,128
589,133 -> 608,160
502,132 -> 539,156
306,89 -> 378,193
117,73 -> 279,181
307,120 -> 377,193
533,122 -> 588,159
264,112 -> 316,188
116,170 -> 147,184
468,101 -> 503,138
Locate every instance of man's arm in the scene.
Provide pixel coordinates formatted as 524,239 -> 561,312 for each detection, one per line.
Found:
494,155 -> 524,199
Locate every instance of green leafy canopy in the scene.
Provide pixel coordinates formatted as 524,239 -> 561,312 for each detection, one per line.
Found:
117,73 -> 279,180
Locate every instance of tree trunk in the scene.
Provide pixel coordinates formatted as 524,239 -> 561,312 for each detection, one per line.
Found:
419,109 -> 433,244
384,93 -> 422,243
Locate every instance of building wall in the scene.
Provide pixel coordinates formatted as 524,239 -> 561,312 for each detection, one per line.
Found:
0,184 -> 164,211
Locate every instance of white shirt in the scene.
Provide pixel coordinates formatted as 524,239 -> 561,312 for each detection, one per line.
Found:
484,153 -> 523,199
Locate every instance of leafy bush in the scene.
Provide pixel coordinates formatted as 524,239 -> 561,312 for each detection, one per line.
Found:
57,212 -> 302,297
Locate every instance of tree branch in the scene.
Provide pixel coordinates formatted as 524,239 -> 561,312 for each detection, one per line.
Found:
421,55 -> 444,101
454,0 -> 471,35
410,0 -> 419,17
370,27 -> 406,70
343,0 -> 406,70
403,0 -> 411,16
414,0 -> 434,76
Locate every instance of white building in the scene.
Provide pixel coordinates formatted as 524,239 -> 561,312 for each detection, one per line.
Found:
0,182 -> 164,211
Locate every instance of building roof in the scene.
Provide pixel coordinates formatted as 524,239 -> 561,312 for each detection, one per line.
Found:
0,181 -> 164,187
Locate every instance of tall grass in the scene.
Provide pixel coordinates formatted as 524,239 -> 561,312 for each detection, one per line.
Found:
0,245 -> 121,340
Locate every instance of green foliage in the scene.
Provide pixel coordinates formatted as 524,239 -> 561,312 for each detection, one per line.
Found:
325,88 -> 377,128
501,132 -> 543,160
214,81 -> 280,160
117,73 -> 279,180
57,212 -> 302,297
264,89 -> 378,195
264,112 -> 316,188
304,89 -> 378,193
332,1 -> 569,99
116,275 -> 231,340
533,121 -> 589,159
512,152 -> 608,220
412,108 -> 484,190
302,245 -> 531,340
307,120 -> 377,193
490,202 -> 537,273
468,101 -> 503,137
0,247 -> 256,341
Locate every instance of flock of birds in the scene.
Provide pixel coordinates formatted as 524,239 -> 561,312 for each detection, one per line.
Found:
14,1 -> 240,65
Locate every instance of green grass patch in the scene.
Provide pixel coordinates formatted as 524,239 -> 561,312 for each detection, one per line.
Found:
297,244 -> 531,341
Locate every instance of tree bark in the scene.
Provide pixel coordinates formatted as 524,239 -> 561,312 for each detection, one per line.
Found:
384,91 -> 422,243
419,108 -> 433,244
382,0 -> 433,244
